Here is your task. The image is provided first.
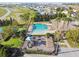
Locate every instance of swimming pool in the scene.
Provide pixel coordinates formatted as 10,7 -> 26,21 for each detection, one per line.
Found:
31,24 -> 48,35
0,28 -> 3,33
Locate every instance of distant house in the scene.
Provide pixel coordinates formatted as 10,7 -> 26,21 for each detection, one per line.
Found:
53,10 -> 56,14
73,9 -> 77,12
62,10 -> 68,15
71,12 -> 77,17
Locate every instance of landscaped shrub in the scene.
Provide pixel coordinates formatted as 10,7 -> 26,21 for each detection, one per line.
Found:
65,29 -> 79,48
1,37 -> 23,48
25,49 -> 52,55
0,47 -> 7,57
54,31 -> 61,42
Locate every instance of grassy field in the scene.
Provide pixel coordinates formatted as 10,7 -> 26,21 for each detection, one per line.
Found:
1,37 -> 23,48
0,7 -> 7,17
6,7 -> 26,24
7,7 -> 37,24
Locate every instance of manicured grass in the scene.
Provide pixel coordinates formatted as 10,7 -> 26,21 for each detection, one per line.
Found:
1,37 -> 23,48
65,29 -> 79,48
0,7 -> 7,17
7,7 -> 37,24
0,26 -> 8,31
18,28 -> 26,32
67,39 -> 74,47
6,7 -> 27,24
25,49 -> 51,55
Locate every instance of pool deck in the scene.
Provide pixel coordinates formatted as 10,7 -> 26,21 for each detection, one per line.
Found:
31,21 -> 78,32
22,36 -> 54,52
28,22 -> 56,35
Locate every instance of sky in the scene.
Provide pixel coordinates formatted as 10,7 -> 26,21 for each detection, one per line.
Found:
0,0 -> 79,3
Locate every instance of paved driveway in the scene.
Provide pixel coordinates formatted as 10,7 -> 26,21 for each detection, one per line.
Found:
58,48 -> 79,57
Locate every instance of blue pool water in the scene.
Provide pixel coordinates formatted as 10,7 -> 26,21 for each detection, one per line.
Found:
0,28 -> 3,33
32,24 -> 48,31
32,24 -> 48,35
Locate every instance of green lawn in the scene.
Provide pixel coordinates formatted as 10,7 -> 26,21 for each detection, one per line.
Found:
0,26 -> 8,31
6,7 -> 37,24
18,28 -> 26,32
6,7 -> 28,24
0,7 -> 7,17
1,37 -> 23,48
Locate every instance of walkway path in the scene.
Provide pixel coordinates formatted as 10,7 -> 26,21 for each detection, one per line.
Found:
58,48 -> 79,57
22,41 -> 28,49
46,37 -> 54,48
24,54 -> 53,57
63,40 -> 71,48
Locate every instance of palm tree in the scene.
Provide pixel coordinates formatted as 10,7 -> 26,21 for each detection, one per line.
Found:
54,7 -> 66,31
55,11 -> 67,30
61,17 -> 72,30
65,6 -> 79,30
58,7 -> 76,30
20,9 -> 38,27
66,17 -> 73,29
55,17 -> 61,30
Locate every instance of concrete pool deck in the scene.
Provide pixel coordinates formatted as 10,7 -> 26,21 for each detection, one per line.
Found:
28,23 -> 56,35
22,36 -> 54,53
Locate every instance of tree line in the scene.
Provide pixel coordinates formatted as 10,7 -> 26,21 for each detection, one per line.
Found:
0,17 -> 14,26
